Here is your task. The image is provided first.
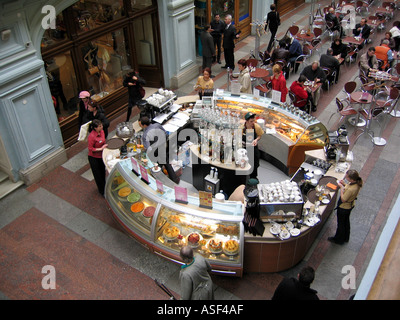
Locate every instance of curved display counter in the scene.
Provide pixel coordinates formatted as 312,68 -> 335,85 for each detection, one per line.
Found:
105,159 -> 245,277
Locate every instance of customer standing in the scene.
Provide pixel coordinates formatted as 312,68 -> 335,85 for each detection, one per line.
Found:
210,14 -> 225,64
87,100 -> 110,138
271,64 -> 288,102
87,119 -> 108,196
264,4 -> 281,53
123,71 -> 146,122
78,91 -> 92,127
328,170 -> 363,245
271,266 -> 319,300
222,14 -> 240,70
179,246 -> 214,300
237,59 -> 252,94
200,25 -> 216,71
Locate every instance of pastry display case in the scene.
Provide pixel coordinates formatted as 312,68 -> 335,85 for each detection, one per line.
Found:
211,92 -> 329,175
105,159 -> 245,276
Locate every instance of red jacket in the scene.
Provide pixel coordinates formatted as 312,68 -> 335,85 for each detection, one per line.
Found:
290,81 -> 308,107
271,72 -> 288,102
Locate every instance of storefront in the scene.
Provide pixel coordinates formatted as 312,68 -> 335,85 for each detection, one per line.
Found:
41,0 -> 164,147
194,0 -> 253,54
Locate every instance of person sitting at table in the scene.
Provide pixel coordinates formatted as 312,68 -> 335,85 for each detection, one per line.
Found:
353,18 -> 371,48
286,36 -> 303,73
359,47 -> 379,77
300,61 -> 326,111
389,24 -> 400,51
380,32 -> 396,51
375,40 -> 394,71
330,37 -> 347,60
325,7 -> 343,38
320,48 -> 341,84
289,75 -> 315,112
271,64 -> 288,102
238,59 -> 253,94
271,40 -> 290,64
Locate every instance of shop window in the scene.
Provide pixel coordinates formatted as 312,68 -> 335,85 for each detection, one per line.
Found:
131,0 -> 154,12
212,0 -> 235,19
81,28 -> 132,101
239,0 -> 250,22
72,0 -> 125,34
41,13 -> 67,50
133,15 -> 156,66
44,52 -> 78,121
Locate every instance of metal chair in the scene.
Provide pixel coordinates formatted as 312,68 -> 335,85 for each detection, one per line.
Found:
322,67 -> 336,92
343,81 -> 357,104
294,45 -> 311,74
255,80 -> 272,97
327,97 -> 358,125
289,90 -> 311,114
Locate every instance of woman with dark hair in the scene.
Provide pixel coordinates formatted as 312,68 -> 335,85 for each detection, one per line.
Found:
123,71 -> 146,122
330,37 -> 347,59
238,59 -> 252,94
78,91 -> 92,127
194,68 -> 214,99
87,119 -> 108,196
87,100 -> 110,138
265,4 -> 280,53
328,170 -> 363,244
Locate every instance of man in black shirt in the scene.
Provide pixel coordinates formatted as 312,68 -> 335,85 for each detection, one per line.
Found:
320,48 -> 341,83
210,14 -> 225,64
265,4 -> 281,53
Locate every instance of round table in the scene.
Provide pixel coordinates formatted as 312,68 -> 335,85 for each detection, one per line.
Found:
348,91 -> 372,127
250,68 -> 269,79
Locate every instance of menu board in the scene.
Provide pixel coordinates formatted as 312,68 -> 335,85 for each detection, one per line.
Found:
199,191 -> 213,209
174,186 -> 188,204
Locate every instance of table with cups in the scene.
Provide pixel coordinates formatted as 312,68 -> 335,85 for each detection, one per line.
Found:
244,149 -> 350,273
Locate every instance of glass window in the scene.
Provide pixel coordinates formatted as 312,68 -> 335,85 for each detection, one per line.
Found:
133,15 -> 156,66
41,13 -> 67,50
81,28 -> 132,101
72,0 -> 125,34
131,0 -> 154,12
239,0 -> 250,22
44,51 -> 78,122
212,0 -> 235,20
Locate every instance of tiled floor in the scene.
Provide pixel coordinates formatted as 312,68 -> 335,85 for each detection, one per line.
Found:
1,0 -> 400,300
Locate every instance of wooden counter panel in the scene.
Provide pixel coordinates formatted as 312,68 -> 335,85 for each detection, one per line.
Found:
243,242 -> 263,272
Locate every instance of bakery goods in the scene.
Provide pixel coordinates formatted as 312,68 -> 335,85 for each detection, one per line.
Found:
187,232 -> 201,247
118,187 -> 131,197
163,226 -> 180,240
223,239 -> 239,255
208,239 -> 223,253
143,206 -> 156,218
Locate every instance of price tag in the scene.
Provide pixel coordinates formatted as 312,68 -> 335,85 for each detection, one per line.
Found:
131,157 -> 140,176
156,180 -> 164,194
174,186 -> 188,204
199,191 -> 213,209
139,164 -> 150,184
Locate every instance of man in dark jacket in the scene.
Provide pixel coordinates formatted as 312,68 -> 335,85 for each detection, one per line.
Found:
201,25 -> 216,71
123,71 -> 146,122
271,40 -> 290,64
210,14 -> 225,64
300,61 -> 326,110
272,266 -> 319,300
222,14 -> 240,70
265,3 -> 281,53
353,18 -> 371,48
320,48 -> 341,83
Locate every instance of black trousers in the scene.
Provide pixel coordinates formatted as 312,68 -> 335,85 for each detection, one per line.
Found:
88,156 -> 106,196
224,47 -> 235,69
334,207 -> 353,243
213,36 -> 222,62
126,98 -> 139,122
267,28 -> 278,53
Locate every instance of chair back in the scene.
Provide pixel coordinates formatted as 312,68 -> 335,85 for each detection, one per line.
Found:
344,81 -> 357,94
311,38 -> 321,47
246,58 -> 258,68
389,86 -> 400,100
336,98 -> 344,112
289,91 -> 296,103
314,27 -> 323,38
322,67 -> 332,76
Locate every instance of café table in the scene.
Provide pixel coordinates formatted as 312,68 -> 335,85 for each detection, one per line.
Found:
342,36 -> 364,47
250,68 -> 269,87
348,91 -> 373,127
295,30 -> 315,43
374,6 -> 394,19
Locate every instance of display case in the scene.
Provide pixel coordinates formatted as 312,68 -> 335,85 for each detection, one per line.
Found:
211,92 -> 329,175
105,159 -> 245,276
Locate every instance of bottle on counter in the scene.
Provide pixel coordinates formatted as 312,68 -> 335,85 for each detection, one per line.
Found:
209,167 -> 214,179
220,136 -> 225,163
214,169 -> 218,180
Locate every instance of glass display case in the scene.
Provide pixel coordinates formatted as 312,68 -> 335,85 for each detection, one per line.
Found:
105,159 -> 245,276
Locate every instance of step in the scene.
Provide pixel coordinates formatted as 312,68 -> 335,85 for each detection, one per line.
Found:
0,178 -> 24,200
0,171 -> 7,183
